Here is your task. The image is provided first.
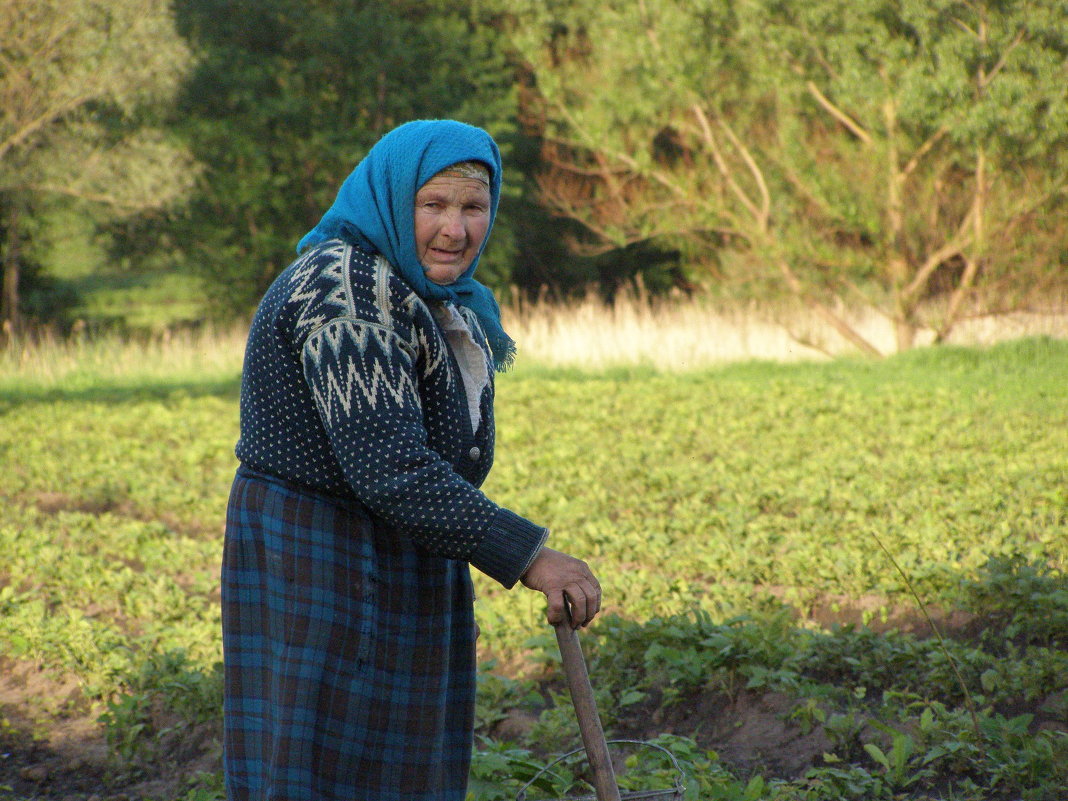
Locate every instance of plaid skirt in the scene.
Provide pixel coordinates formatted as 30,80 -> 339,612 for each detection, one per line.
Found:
221,465 -> 477,800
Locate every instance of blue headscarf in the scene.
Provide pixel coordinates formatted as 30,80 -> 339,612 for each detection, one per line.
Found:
298,119 -> 514,370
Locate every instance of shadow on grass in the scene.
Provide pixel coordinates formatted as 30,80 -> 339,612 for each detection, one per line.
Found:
0,374 -> 241,410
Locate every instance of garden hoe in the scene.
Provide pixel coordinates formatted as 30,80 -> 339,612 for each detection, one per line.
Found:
516,613 -> 685,801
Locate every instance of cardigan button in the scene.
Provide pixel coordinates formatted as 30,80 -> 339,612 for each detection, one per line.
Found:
468,446 -> 481,460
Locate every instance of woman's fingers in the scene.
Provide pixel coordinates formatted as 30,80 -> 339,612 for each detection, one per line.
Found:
544,586 -> 597,628
563,586 -> 588,629
560,578 -> 605,628
522,546 -> 603,628
565,578 -> 603,627
579,577 -> 601,620
545,588 -> 567,625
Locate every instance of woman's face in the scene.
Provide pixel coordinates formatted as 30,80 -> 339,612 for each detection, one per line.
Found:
414,175 -> 492,285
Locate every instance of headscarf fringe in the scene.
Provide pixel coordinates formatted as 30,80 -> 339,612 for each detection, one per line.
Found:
491,337 -> 517,373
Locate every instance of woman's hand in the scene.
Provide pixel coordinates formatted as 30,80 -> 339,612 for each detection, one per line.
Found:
520,547 -> 602,628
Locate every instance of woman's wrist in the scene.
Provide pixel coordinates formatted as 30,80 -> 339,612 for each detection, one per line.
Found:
469,509 -> 549,589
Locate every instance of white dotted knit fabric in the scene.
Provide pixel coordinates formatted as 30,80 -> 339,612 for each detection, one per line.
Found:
235,240 -> 547,586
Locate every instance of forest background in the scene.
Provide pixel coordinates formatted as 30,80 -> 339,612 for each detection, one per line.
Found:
2,0 -> 1067,355
3,3 -> 1068,799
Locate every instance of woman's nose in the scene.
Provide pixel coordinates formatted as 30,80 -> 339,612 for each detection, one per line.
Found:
440,208 -> 466,239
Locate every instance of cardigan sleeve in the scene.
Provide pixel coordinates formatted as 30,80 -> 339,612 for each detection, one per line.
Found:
300,315 -> 547,588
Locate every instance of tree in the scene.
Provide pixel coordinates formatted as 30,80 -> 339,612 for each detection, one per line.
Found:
116,0 -> 522,315
0,0 -> 196,335
505,0 -> 1068,354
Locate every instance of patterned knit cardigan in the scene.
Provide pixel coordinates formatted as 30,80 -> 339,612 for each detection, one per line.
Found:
235,239 -> 547,588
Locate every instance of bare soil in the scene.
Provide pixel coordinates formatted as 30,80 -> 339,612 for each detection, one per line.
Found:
1,608 -> 1063,800
0,658 -> 219,801
0,654 -> 832,799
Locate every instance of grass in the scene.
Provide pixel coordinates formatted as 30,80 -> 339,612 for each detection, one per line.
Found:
0,318 -> 1066,799
511,287 -> 1068,367
39,207 -> 209,332
4,289 -> 1067,385
0,325 -> 246,390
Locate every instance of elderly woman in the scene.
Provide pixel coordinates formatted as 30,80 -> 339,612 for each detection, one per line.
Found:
222,119 -> 601,800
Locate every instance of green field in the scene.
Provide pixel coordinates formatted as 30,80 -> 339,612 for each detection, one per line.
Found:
1,338 -> 1066,800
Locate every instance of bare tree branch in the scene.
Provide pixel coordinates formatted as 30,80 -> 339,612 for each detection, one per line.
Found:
0,90 -> 98,162
638,0 -> 662,54
538,151 -> 631,179
980,28 -> 1027,89
951,17 -> 979,39
935,254 -> 981,342
773,253 -> 883,356
902,126 -> 949,178
23,182 -> 156,211
715,114 -> 771,224
796,26 -> 842,83
901,206 -> 977,302
806,81 -> 872,145
691,104 -> 764,227
551,101 -> 694,203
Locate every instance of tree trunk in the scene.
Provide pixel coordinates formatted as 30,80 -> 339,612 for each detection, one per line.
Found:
1,204 -> 21,340
887,251 -> 919,353
894,316 -> 917,351
882,98 -> 919,355
936,150 -> 986,343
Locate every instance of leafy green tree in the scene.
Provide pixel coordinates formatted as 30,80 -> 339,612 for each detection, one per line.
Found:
124,0 -> 520,315
0,0 -> 196,335
505,0 -> 1068,353
501,125 -> 686,297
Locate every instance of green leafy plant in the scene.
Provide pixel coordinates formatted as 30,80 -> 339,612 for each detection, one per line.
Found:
1,338 -> 1066,799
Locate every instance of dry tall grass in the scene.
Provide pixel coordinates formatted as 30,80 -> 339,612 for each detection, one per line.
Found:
0,325 -> 248,385
2,293 -> 1066,383
506,289 -> 1068,369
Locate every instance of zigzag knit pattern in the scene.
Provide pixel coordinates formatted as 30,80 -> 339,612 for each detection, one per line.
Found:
236,240 -> 547,588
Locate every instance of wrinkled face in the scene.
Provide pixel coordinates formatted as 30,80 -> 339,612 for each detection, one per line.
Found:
413,175 -> 492,285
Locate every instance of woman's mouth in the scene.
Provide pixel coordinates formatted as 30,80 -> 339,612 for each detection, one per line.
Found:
430,246 -> 463,261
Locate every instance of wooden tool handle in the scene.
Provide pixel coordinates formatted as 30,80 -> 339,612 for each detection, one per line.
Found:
554,622 -> 622,801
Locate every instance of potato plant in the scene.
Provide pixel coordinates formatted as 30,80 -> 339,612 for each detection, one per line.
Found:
0,337 -> 1065,799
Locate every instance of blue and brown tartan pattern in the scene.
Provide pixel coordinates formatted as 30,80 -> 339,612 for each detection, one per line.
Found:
222,466 -> 477,800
